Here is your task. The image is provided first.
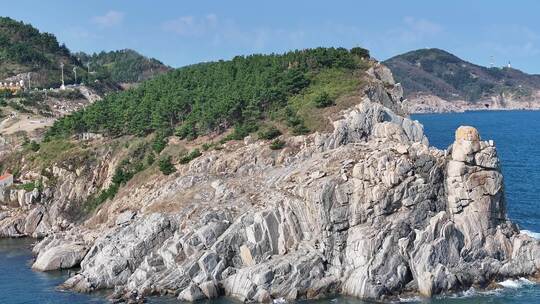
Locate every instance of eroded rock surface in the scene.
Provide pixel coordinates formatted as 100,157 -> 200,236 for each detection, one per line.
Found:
11,64 -> 540,302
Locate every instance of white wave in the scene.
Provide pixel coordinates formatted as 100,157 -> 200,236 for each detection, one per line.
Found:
521,229 -> 540,239
273,298 -> 287,304
399,296 -> 423,302
432,287 -> 504,300
459,287 -> 478,298
399,278 -> 535,302
498,277 -> 535,289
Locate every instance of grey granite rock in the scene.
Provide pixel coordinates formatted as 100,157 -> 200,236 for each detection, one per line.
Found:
32,242 -> 88,271
20,65 -> 540,303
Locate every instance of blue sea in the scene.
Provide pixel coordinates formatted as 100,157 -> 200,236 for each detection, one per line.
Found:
1,111 -> 539,303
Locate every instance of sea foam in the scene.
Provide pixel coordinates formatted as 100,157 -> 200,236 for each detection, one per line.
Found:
521,230 -> 540,239
498,277 -> 535,289
398,296 -> 423,302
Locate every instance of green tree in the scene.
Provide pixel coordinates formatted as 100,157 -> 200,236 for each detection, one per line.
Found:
270,139 -> 285,150
313,92 -> 334,108
158,155 -> 176,175
46,47 -> 366,141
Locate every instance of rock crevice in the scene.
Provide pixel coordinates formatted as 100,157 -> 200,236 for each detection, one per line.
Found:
6,64 -> 538,302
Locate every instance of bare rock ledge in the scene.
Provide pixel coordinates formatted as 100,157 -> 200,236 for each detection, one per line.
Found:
3,64 -> 537,303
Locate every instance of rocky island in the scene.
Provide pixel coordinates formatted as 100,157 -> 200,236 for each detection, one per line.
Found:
0,57 -> 539,303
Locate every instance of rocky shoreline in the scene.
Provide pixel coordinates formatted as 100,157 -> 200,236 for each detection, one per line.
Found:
0,65 -> 539,303
404,93 -> 540,114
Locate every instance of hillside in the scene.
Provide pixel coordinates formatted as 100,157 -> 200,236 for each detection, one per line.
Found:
1,47 -> 539,303
0,17 -> 170,89
75,49 -> 171,84
47,47 -> 372,142
384,48 -> 540,102
0,17 -> 81,88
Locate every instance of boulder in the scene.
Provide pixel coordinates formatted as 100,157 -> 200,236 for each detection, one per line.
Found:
178,283 -> 205,301
32,242 -> 88,271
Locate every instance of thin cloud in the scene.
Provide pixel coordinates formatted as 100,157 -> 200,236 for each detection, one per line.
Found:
162,14 -> 305,51
390,17 -> 443,44
461,24 -> 540,64
162,14 -> 218,37
404,17 -> 442,36
92,10 -> 125,28
64,27 -> 102,40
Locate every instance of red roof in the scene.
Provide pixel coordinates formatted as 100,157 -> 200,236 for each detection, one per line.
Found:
0,173 -> 13,181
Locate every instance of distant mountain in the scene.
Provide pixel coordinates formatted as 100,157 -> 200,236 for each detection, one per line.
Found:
0,16 -> 81,87
384,48 -> 540,102
75,49 -> 171,84
0,17 -> 170,88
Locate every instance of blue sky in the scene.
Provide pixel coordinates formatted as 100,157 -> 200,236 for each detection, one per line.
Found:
5,0 -> 540,73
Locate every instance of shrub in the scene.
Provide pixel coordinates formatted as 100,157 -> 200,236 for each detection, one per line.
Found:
23,140 -> 40,152
84,142 -> 154,212
145,152 -> 155,166
29,140 -> 40,152
158,155 -> 176,175
202,143 -> 213,151
270,139 -> 286,150
231,122 -> 259,140
17,180 -> 42,191
111,168 -> 130,185
292,124 -> 310,135
84,184 -> 119,213
257,126 -> 282,140
179,149 -> 202,164
152,133 -> 168,153
313,92 -> 334,108
175,122 -> 197,140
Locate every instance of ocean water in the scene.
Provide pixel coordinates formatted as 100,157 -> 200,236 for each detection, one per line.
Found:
414,110 -> 540,233
0,111 -> 539,303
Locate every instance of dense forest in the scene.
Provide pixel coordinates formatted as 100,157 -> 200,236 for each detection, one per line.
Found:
46,47 -> 370,141
0,17 -> 169,88
75,49 -> 171,83
0,17 -> 80,87
0,18 -> 70,66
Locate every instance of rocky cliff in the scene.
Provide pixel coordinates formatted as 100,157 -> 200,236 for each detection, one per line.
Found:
0,142 -> 121,238
403,92 -> 540,114
1,64 -> 539,303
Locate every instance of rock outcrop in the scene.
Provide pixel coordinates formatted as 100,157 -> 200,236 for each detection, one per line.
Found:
403,92 -> 540,114
3,63 -> 539,302
0,145 -> 121,238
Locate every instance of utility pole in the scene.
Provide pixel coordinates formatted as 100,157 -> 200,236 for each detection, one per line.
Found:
86,62 -> 91,83
27,73 -> 31,91
60,62 -> 65,90
73,67 -> 78,84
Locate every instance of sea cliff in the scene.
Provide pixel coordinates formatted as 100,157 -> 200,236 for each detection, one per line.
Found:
0,64 -> 539,303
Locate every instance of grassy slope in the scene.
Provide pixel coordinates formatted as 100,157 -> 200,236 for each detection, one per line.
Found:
288,67 -> 364,132
47,47 -> 371,141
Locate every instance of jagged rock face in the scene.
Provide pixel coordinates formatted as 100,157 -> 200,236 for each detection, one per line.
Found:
20,64 -> 540,302
0,146 -> 119,238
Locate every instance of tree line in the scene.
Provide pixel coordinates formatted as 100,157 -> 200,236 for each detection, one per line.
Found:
46,47 -> 370,141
